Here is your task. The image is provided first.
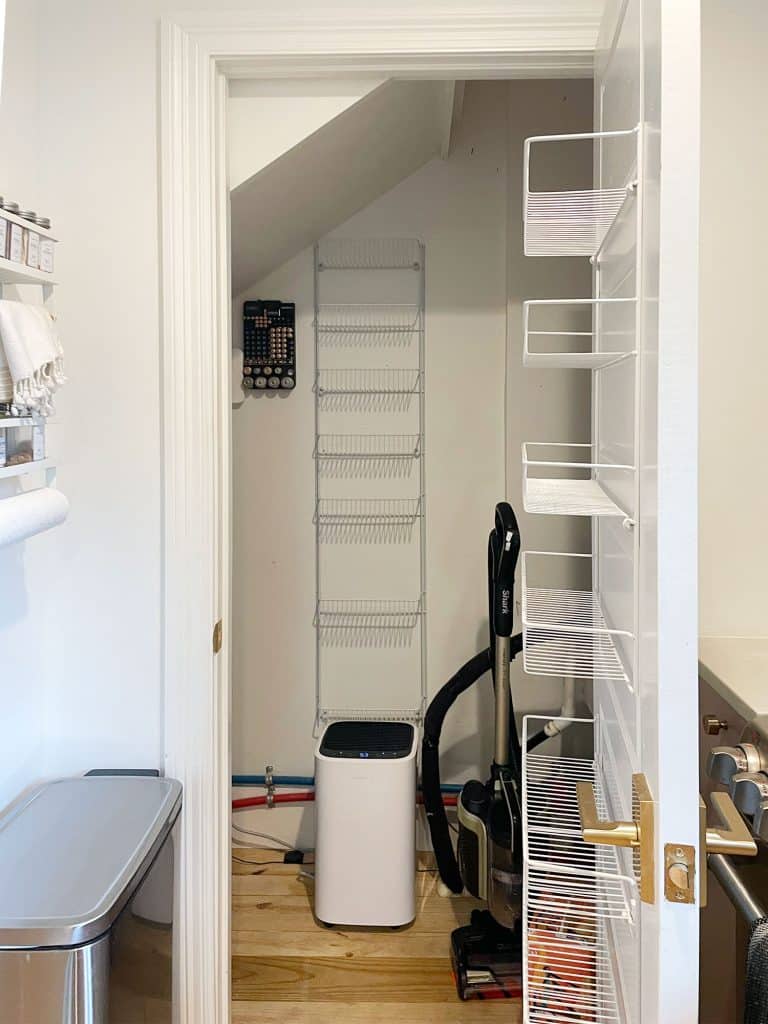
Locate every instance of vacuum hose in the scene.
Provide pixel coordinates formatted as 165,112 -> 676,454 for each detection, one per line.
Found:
422,636 -> 522,893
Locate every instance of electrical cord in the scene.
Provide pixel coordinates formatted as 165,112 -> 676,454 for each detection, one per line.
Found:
231,824 -> 298,850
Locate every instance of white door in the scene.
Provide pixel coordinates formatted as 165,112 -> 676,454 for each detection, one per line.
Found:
521,1 -> 702,1022
596,0 -> 701,1021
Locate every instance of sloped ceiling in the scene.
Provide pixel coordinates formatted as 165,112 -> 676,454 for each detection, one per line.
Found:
231,79 -> 454,294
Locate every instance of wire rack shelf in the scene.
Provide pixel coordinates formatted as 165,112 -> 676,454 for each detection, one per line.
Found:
315,304 -> 422,337
315,434 -> 422,460
315,598 -> 423,631
522,552 -> 633,683
317,238 -> 422,270
317,707 -> 423,725
315,498 -> 422,526
523,716 -> 638,1024
523,298 -> 637,369
316,368 -> 422,396
524,129 -> 638,257
522,443 -> 634,519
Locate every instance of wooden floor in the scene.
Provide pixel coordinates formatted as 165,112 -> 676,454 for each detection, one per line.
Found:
231,848 -> 522,1023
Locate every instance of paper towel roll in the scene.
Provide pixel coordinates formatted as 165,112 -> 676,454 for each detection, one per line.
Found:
0,487 -> 69,547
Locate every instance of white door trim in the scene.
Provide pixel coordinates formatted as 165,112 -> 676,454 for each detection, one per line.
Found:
159,7 -> 599,1021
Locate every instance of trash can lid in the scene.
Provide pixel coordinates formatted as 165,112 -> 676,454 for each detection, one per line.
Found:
0,775 -> 182,950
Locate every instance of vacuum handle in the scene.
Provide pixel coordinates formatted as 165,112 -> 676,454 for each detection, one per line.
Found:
490,502 -> 520,639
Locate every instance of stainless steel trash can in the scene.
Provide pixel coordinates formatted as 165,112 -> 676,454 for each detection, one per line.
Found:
0,774 -> 182,1023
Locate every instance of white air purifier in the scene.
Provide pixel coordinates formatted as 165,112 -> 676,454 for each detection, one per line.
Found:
314,720 -> 417,927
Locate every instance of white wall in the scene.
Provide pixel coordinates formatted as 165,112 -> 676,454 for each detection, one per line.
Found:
231,80 -> 592,847
699,0 -> 768,640
228,78 -> 384,189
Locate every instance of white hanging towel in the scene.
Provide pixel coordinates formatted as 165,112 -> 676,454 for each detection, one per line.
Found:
0,300 -> 65,415
0,488 -> 69,547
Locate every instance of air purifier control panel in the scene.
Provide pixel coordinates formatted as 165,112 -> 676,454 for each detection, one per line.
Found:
242,299 -> 296,391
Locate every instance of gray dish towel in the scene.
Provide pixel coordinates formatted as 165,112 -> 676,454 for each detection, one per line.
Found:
745,917 -> 768,1024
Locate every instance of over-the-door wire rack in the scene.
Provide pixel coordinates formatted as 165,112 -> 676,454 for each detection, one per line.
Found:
314,238 -> 426,729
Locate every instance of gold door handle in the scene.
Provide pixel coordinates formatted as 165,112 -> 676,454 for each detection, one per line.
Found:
703,791 -> 757,857
576,782 -> 639,847
698,791 -> 757,907
576,773 -> 654,904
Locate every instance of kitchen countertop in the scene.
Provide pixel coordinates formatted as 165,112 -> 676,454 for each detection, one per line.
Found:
699,636 -> 768,727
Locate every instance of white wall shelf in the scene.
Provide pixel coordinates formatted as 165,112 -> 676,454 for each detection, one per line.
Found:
0,416 -> 43,429
522,443 -> 634,519
523,128 -> 638,257
522,552 -> 633,683
523,297 -> 636,369
0,257 -> 57,287
523,716 -> 637,1024
0,458 -> 54,481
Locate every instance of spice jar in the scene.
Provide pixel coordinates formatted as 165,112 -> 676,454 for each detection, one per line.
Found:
20,211 -> 39,269
36,216 -> 55,274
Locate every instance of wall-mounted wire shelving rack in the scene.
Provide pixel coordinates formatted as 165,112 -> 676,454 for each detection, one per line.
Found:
313,238 -> 426,731
520,125 -> 643,1022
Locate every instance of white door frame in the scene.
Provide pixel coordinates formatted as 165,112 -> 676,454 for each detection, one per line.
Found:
159,7 -> 599,1021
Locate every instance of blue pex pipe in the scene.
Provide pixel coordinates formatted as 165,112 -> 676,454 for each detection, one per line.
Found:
231,774 -> 463,794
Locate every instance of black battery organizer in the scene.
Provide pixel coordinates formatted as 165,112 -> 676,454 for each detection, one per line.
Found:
242,299 -> 296,392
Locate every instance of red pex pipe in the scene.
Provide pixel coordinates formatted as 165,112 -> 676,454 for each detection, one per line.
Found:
231,791 -> 458,811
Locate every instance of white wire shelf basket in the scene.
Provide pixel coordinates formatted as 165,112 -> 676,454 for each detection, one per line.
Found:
316,370 -> 421,412
317,706 -> 424,725
315,304 -> 422,339
523,129 -> 638,257
522,443 -> 634,520
315,498 -> 422,526
315,498 -> 422,543
313,598 -> 428,638
317,238 -> 422,270
523,716 -> 637,1024
522,552 -> 633,683
316,368 -> 422,398
523,298 -> 637,369
315,434 -> 422,460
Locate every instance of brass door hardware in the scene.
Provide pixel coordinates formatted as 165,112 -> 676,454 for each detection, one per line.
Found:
702,714 -> 728,736
703,791 -> 757,857
699,791 -> 758,906
212,619 -> 223,654
576,773 -> 655,904
664,844 -> 696,903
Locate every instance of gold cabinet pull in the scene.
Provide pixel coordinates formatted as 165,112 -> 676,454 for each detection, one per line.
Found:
576,773 -> 655,904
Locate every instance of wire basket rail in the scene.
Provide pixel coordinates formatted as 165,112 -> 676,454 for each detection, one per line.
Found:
523,298 -> 637,369
523,129 -> 638,257
522,552 -> 633,683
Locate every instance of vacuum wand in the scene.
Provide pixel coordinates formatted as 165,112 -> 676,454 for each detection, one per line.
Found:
489,503 -> 520,771
494,636 -> 512,767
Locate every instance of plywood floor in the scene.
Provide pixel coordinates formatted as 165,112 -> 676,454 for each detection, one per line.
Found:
231,848 -> 522,1023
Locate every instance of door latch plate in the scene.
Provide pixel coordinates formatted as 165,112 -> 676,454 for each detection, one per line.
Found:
664,843 -> 695,904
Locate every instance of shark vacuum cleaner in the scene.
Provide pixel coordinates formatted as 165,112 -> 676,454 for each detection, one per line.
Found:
422,501 -> 527,1000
